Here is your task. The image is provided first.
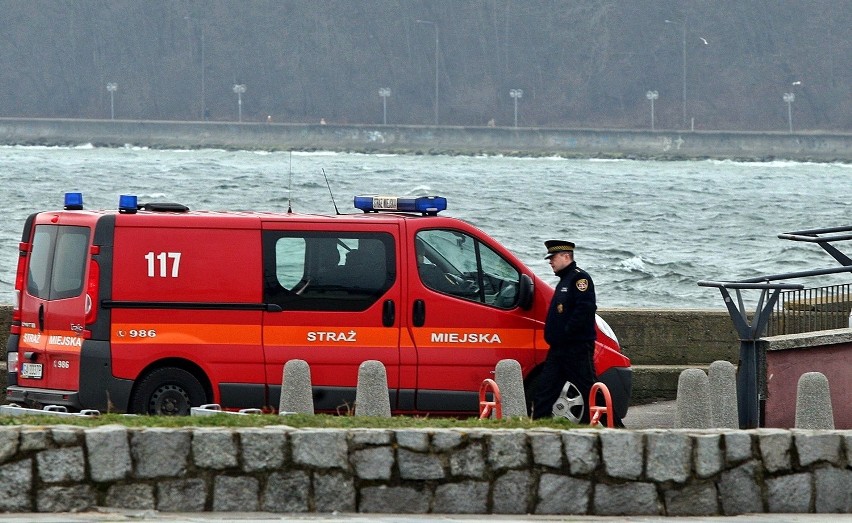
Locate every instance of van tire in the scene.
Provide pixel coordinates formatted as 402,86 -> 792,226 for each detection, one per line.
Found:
131,368 -> 206,415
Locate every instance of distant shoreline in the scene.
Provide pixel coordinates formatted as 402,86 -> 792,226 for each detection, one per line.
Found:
1,117 -> 850,163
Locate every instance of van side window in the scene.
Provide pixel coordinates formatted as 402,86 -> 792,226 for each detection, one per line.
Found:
27,225 -> 89,300
263,232 -> 395,311
415,229 -> 521,309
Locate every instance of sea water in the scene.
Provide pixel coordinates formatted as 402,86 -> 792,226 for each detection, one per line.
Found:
1,145 -> 850,308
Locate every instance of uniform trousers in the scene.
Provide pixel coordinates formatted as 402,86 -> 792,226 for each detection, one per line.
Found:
531,340 -> 596,422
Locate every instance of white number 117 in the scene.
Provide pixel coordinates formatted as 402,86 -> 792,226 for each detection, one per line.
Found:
145,252 -> 182,278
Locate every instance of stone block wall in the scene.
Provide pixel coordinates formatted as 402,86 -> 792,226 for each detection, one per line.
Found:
0,425 -> 849,515
598,308 -> 740,366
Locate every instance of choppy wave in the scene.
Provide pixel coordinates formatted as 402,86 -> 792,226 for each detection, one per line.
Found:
616,256 -> 647,273
706,158 -> 852,169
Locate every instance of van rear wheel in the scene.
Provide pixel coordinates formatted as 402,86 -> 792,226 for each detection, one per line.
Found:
131,368 -> 206,415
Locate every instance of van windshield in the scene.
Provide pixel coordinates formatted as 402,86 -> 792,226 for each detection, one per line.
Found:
27,225 -> 90,300
415,229 -> 521,308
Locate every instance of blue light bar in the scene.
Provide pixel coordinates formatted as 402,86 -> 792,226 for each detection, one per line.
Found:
354,195 -> 447,215
118,194 -> 138,214
64,192 -> 84,210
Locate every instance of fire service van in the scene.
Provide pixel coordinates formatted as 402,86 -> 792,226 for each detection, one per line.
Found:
6,193 -> 632,420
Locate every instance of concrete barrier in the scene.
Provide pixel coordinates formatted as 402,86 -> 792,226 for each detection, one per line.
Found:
708,360 -> 739,429
278,359 -> 314,414
675,369 -> 711,429
494,359 -> 527,418
0,118 -> 850,162
0,424 -> 849,515
354,360 -> 391,417
795,372 -> 835,430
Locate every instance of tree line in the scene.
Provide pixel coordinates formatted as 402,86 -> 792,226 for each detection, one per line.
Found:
0,0 -> 848,132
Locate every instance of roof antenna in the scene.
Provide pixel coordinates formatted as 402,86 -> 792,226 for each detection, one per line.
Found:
287,151 -> 293,213
322,168 -> 340,215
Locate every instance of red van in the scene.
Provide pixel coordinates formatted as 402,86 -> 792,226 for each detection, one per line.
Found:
6,193 -> 631,419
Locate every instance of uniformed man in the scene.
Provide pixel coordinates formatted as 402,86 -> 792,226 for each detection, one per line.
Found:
532,239 -> 597,422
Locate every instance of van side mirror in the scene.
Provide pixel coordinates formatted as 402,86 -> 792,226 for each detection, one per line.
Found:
518,274 -> 534,310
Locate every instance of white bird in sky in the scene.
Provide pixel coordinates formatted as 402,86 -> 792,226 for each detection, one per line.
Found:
792,81 -> 802,85
699,37 -> 709,45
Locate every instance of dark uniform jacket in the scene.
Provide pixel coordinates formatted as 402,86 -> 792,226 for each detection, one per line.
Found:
544,261 -> 597,346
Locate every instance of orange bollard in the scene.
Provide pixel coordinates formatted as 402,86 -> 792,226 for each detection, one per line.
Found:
479,378 -> 503,419
588,381 -> 614,428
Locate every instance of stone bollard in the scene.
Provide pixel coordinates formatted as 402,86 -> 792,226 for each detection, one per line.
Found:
795,371 -> 834,429
708,360 -> 738,429
354,360 -> 392,417
494,359 -> 527,418
675,368 -> 711,429
279,359 -> 314,414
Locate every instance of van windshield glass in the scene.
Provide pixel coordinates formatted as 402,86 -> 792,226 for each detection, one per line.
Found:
27,225 -> 89,300
416,229 -> 521,308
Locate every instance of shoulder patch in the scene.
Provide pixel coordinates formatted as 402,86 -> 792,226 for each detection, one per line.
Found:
576,278 -> 589,292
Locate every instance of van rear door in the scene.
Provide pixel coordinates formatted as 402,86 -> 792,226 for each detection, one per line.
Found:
16,222 -> 91,393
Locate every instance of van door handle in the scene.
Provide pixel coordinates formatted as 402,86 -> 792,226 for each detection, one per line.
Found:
382,300 -> 395,327
413,299 -> 425,327
38,304 -> 45,332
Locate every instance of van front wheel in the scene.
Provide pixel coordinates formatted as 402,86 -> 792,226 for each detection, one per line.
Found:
131,368 -> 206,415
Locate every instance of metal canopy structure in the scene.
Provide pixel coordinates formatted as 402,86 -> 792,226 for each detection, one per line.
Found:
698,224 -> 852,429
778,225 -> 852,266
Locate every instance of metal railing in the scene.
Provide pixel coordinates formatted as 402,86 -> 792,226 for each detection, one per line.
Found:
698,224 -> 852,428
768,283 -> 852,335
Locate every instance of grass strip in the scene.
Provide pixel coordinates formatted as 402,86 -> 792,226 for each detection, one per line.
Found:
0,412 -> 585,430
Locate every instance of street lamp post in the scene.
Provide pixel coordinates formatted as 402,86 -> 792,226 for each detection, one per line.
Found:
233,84 -> 246,122
665,19 -> 687,129
509,89 -> 523,128
416,19 -> 439,126
200,26 -> 205,120
379,88 -> 391,125
783,92 -> 795,133
646,90 -> 659,130
106,83 -> 118,120
185,17 -> 206,121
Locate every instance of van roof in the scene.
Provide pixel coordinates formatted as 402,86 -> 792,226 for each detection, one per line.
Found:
34,208 -> 456,228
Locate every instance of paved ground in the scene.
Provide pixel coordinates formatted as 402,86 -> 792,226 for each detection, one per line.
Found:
622,399 -> 677,429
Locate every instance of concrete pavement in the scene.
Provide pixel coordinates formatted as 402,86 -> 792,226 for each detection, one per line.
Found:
0,509 -> 846,522
622,399 -> 677,429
